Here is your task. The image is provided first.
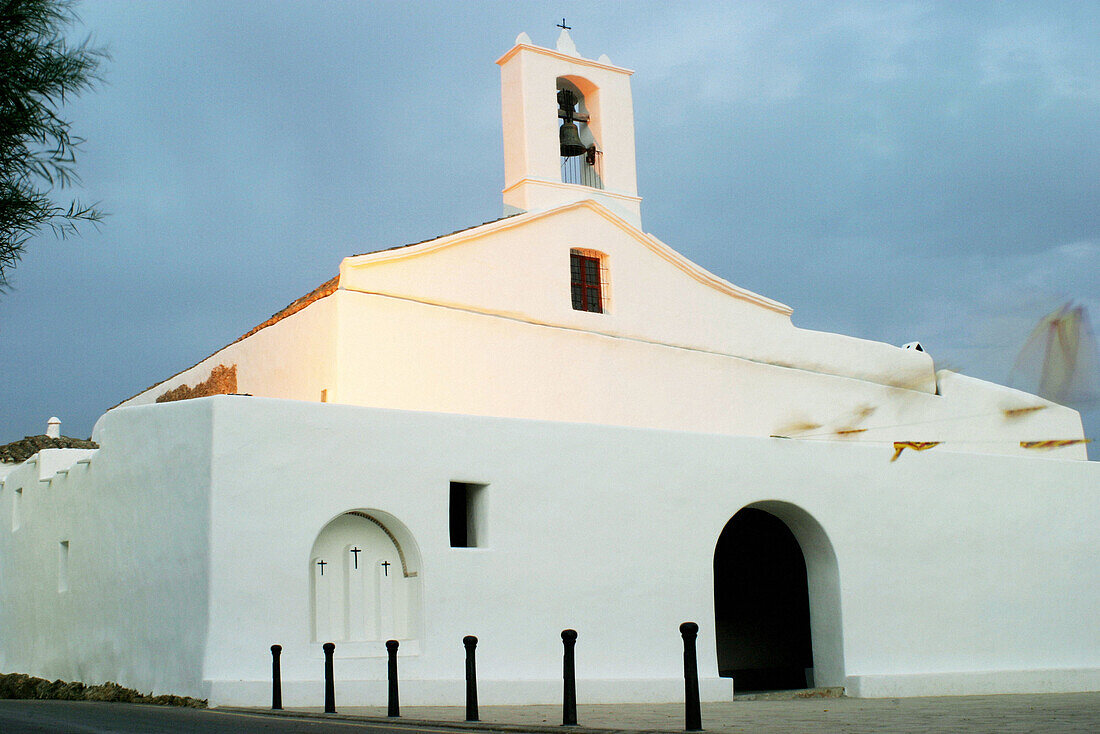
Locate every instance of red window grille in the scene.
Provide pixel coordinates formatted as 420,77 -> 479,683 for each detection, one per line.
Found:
570,252 -> 603,313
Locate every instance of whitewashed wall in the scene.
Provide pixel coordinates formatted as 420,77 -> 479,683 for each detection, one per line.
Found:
0,399 -> 214,698
337,204 -> 932,393
2,396 -> 1096,705
332,201 -> 1084,459
332,290 -> 1083,461
196,397 -> 1098,705
113,203 -> 1085,460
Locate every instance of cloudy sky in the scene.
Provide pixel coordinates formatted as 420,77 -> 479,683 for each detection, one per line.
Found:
2,1 -> 1097,455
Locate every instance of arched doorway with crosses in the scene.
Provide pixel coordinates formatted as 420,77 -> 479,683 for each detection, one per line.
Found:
309,510 -> 422,643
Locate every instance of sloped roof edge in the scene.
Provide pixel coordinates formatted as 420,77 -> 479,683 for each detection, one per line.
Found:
342,199 -> 793,316
109,274 -> 341,409
349,214 -> 521,259
235,275 -> 340,343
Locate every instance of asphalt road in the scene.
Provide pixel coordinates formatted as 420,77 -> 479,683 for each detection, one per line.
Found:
0,701 -> 500,734
5,695 -> 1099,733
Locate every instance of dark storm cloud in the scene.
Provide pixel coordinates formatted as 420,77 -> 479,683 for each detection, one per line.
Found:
1,1 -> 1096,452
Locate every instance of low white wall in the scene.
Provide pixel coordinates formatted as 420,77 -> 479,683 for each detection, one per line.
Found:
847,668 -> 1100,698
197,397 -> 1098,705
0,400 -> 214,698
3,397 -> 1094,704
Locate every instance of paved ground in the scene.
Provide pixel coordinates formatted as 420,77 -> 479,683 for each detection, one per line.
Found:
2,693 -> 1099,733
242,692 -> 1100,733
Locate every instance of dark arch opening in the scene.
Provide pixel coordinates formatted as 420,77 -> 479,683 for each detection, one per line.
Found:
714,507 -> 814,692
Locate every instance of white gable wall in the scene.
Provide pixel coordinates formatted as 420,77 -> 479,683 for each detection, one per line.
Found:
111,203 -> 1086,460
334,204 -> 1083,459
338,203 -> 925,393
336,203 -> 937,393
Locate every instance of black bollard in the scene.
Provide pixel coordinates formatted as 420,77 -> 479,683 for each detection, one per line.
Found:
387,639 -> 400,717
679,622 -> 702,731
270,644 -> 283,710
323,642 -> 336,714
463,636 -> 479,722
561,629 -> 578,726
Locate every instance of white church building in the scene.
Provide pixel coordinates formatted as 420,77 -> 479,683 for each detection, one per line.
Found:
1,31 -> 1097,707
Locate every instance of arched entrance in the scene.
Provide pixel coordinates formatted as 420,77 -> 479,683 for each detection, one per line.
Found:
309,510 -> 421,643
714,505 -> 824,691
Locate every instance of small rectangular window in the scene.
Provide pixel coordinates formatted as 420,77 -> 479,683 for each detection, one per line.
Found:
570,251 -> 603,313
58,541 -> 70,593
449,482 -> 487,548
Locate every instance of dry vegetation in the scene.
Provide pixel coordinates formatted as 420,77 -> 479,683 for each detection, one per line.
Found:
156,364 -> 237,403
0,672 -> 206,707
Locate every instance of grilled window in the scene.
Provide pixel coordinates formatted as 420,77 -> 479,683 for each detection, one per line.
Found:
570,252 -> 603,313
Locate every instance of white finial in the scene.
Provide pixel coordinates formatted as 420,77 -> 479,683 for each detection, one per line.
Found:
556,28 -> 579,57
597,53 -> 612,65
46,417 -> 61,438
515,31 -> 532,46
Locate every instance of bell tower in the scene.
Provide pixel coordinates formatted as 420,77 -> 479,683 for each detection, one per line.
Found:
496,28 -> 642,228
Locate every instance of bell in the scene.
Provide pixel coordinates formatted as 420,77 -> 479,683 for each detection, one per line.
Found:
559,121 -> 587,158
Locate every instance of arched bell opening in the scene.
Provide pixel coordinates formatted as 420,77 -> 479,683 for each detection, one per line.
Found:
309,510 -> 422,643
556,76 -> 603,189
713,502 -> 844,692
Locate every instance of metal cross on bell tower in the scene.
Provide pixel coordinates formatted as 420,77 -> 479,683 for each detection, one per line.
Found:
556,18 -> 571,31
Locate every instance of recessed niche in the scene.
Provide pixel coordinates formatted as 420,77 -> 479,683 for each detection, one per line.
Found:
12,488 -> 22,531
449,482 -> 487,548
58,540 -> 70,593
